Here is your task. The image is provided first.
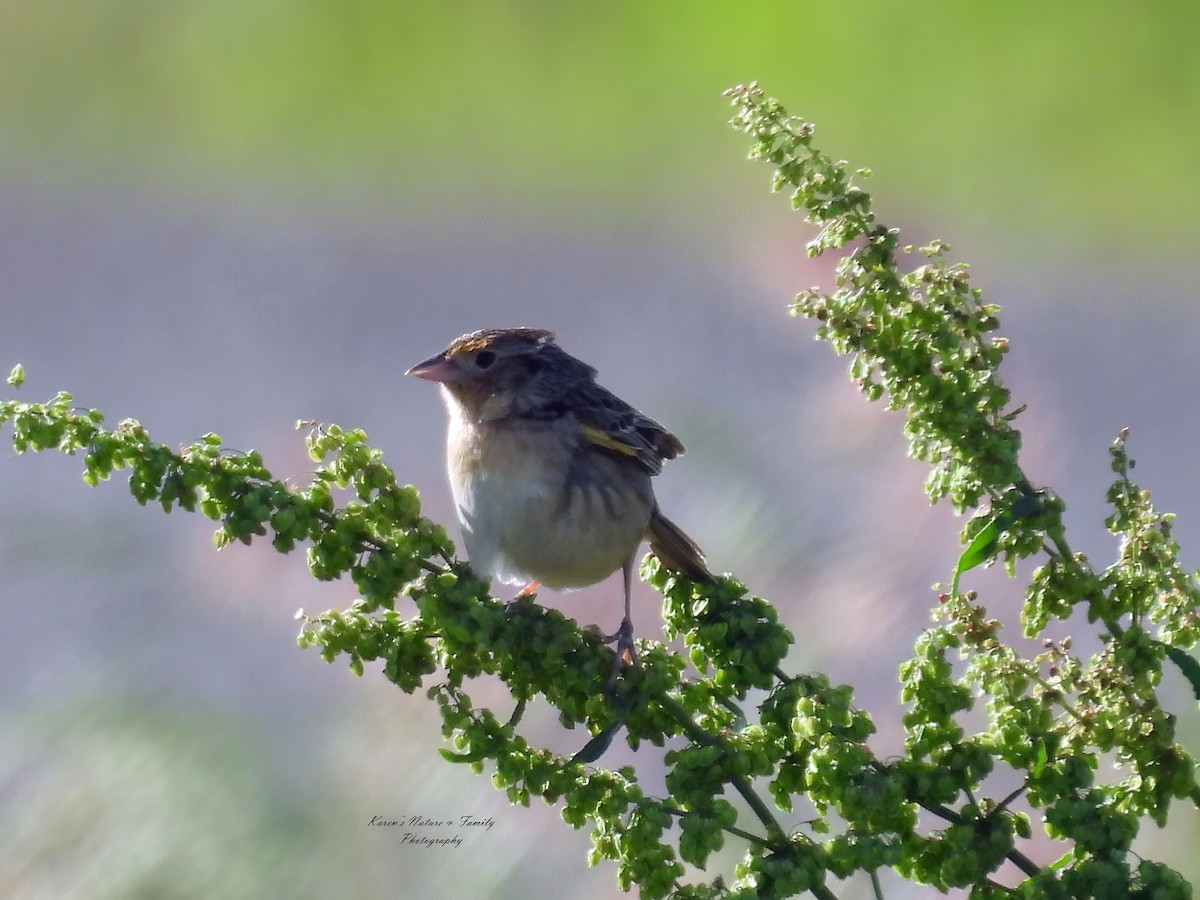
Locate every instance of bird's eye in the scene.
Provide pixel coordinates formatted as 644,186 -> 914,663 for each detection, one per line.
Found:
474,350 -> 497,369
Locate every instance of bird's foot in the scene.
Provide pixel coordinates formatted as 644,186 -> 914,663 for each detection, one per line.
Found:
504,581 -> 543,614
514,580 -> 541,599
603,615 -> 638,691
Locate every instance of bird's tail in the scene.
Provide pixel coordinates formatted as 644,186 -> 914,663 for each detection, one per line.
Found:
647,508 -> 715,584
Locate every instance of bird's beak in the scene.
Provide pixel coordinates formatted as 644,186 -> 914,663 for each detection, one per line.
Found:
405,353 -> 464,383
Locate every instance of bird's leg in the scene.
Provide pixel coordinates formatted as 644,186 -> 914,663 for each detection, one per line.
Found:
504,580 -> 541,614
604,558 -> 637,689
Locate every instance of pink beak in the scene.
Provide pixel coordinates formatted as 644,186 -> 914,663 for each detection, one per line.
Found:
405,353 -> 464,383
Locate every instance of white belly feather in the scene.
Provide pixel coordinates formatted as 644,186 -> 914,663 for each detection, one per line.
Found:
445,403 -> 653,589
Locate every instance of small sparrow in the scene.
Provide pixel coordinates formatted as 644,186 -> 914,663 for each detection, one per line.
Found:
407,327 -> 712,665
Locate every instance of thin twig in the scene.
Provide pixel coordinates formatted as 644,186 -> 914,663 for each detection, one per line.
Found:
869,868 -> 884,899
655,692 -> 789,846
921,799 -> 1041,879
659,803 -> 768,847
995,783 -> 1027,813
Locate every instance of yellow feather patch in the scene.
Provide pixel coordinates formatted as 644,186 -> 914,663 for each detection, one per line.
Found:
579,424 -> 639,459
448,336 -> 490,356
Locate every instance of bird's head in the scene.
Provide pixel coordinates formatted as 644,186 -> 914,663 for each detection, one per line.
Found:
407,327 -> 584,422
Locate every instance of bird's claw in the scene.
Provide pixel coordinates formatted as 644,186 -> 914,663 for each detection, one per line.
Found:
604,615 -> 637,691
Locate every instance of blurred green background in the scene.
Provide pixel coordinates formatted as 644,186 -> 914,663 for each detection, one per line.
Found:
4,3 -> 1200,246
2,3 -> 1198,898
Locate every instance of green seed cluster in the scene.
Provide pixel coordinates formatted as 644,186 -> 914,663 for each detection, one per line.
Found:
1104,431 -> 1200,647
728,85 -> 1019,516
726,84 -> 1199,896
653,559 -> 792,695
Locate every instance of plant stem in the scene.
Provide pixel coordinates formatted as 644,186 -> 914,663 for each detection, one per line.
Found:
659,803 -> 768,847
656,692 -> 790,846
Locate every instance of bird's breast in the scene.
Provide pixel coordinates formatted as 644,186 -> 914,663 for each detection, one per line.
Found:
445,412 -> 654,589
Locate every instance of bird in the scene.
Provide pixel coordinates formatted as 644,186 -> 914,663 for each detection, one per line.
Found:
406,327 -> 713,672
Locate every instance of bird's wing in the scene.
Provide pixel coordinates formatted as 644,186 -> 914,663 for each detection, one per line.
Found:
571,385 -> 684,476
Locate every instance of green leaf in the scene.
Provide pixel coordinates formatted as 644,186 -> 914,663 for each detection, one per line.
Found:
571,720 -> 623,764
1049,850 -> 1075,871
1032,739 -> 1048,777
7,364 -> 24,387
1160,643 -> 1200,701
951,511 -> 1010,594
439,746 -> 492,764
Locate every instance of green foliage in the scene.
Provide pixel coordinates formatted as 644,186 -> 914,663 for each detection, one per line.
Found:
4,84 -> 1199,898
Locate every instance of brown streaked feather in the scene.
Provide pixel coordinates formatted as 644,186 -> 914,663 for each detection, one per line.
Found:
572,384 -> 684,476
412,326 -> 716,587
646,508 -> 714,584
